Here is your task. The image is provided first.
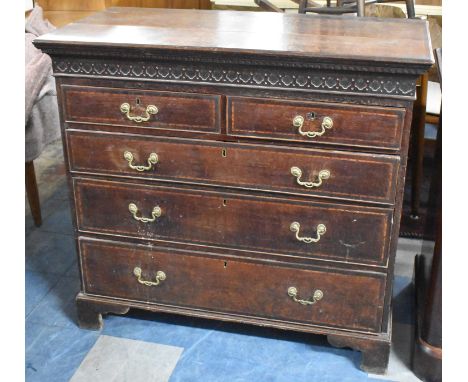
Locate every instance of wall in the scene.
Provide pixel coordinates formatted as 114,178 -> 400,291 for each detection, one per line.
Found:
36,0 -> 212,26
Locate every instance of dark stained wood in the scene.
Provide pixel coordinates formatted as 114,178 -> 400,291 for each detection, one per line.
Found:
62,85 -> 221,133
75,289 -> 392,340
255,0 -> 285,13
413,254 -> 442,382
420,135 -> 442,347
74,177 -> 393,266
33,8 -> 433,67
380,102 -> 414,330
80,237 -> 386,332
57,76 -> 417,154
35,8 -> 433,374
25,161 -> 42,227
328,327 -> 391,374
66,130 -> 400,205
76,293 -> 130,330
228,96 -> 406,151
59,75 -> 415,109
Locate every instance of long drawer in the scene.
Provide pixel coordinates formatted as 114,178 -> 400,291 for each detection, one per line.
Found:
67,130 -> 399,205
61,85 -> 221,133
227,96 -> 406,151
79,237 -> 386,333
74,178 -> 393,266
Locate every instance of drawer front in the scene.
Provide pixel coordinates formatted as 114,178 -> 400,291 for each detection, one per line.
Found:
227,96 -> 406,150
80,238 -> 386,332
62,85 -> 221,133
74,178 -> 393,266
67,130 -> 399,204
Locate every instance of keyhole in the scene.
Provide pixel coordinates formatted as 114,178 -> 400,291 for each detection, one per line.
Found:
306,112 -> 316,120
136,98 -> 141,105
222,148 -> 227,158
223,261 -> 228,269
222,199 -> 227,206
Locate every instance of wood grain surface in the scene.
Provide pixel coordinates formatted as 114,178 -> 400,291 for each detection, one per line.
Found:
228,96 -> 406,150
66,130 -> 400,204
62,85 -> 221,133
73,177 -> 393,266
34,7 -> 433,65
80,237 -> 386,332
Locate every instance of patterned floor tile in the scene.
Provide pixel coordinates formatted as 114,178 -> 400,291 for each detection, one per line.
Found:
25,197 -> 63,237
170,324 -> 366,382
393,276 -> 414,326
27,276 -> 80,328
26,323 -> 100,382
25,230 -> 76,275
103,310 -> 225,350
369,323 -> 421,382
65,260 -> 80,279
25,271 -> 61,317
70,335 -> 183,382
104,310 -> 381,382
37,198 -> 74,236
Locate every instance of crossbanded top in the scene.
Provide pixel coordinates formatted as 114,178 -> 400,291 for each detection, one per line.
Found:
34,7 -> 433,68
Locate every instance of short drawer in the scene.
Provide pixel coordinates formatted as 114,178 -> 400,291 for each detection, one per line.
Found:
227,96 -> 406,150
80,238 -> 386,333
74,178 -> 393,266
67,130 -> 399,204
61,85 -> 221,133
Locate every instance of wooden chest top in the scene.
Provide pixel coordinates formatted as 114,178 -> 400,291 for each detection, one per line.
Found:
34,7 -> 432,68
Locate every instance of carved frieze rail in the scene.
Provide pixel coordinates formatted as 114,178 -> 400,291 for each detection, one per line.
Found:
52,57 -> 416,98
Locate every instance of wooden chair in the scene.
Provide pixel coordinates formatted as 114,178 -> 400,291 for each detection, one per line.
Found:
26,6 -> 60,227
25,7 -> 42,228
26,161 -> 42,227
255,1 -> 415,17
297,0 -> 415,18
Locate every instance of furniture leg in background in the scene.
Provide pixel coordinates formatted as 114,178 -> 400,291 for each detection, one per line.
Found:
25,161 -> 42,227
26,6 -> 59,228
412,124 -> 441,382
412,48 -> 442,382
357,0 -> 365,16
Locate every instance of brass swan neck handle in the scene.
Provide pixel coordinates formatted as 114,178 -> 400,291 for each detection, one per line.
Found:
293,115 -> 333,139
120,102 -> 158,123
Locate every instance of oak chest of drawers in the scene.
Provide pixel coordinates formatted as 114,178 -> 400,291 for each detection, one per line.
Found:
34,7 -> 432,374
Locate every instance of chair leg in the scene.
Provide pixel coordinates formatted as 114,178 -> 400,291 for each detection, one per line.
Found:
410,73 -> 428,219
298,0 -> 307,14
406,0 -> 416,18
356,0 -> 365,16
26,161 -> 42,227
